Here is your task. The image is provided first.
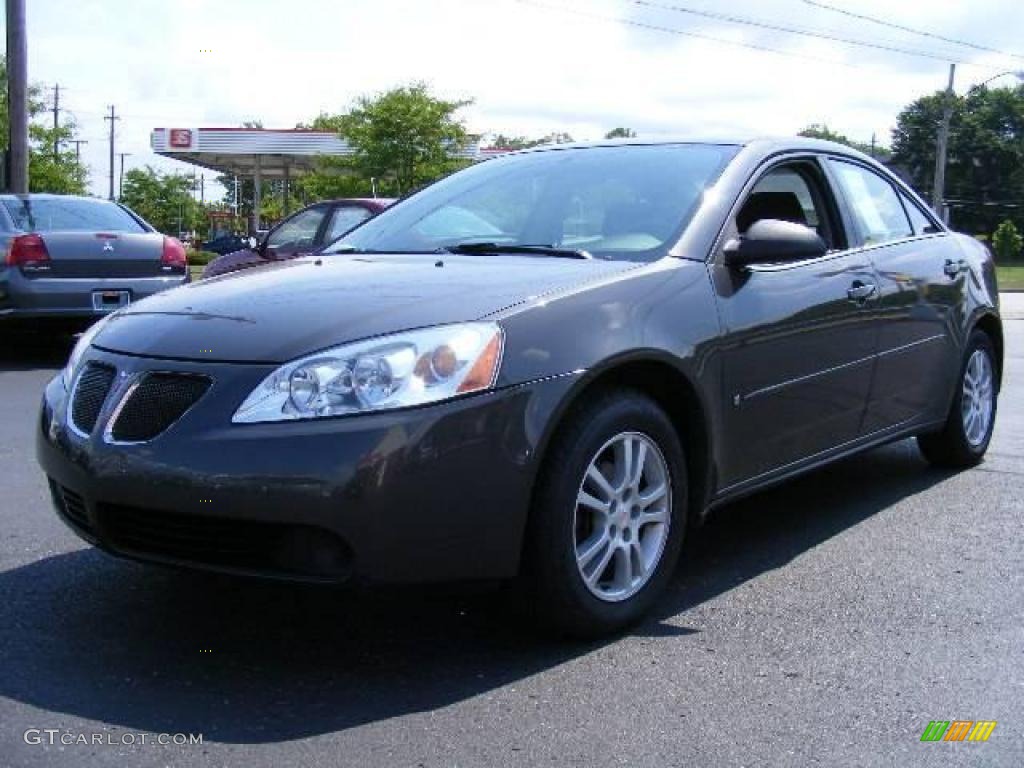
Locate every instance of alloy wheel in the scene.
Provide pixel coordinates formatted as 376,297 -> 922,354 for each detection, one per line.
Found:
961,348 -> 994,447
573,431 -> 672,602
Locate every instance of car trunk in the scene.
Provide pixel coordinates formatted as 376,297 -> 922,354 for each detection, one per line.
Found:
33,232 -> 170,278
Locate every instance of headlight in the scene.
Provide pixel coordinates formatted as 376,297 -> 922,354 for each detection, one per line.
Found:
62,315 -> 113,390
232,323 -> 504,423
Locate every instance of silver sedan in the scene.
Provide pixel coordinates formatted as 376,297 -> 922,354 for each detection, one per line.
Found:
0,194 -> 189,328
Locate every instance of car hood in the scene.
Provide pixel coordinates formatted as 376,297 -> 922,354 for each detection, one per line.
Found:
93,253 -> 641,363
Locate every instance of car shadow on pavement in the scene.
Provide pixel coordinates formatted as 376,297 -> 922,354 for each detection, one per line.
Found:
0,439 -> 952,744
0,330 -> 75,372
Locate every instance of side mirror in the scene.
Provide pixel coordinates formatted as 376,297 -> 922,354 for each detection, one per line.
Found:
723,219 -> 827,267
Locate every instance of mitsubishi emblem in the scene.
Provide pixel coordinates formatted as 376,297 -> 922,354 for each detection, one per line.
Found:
102,241 -> 115,252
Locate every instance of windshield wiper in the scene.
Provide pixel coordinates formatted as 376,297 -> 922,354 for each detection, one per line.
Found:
444,242 -> 592,260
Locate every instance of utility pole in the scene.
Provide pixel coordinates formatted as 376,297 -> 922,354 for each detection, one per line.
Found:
118,152 -> 131,200
6,0 -> 29,192
870,133 -> 876,159
104,105 -> 119,200
931,63 -> 956,220
51,83 -> 60,160
70,139 -> 88,162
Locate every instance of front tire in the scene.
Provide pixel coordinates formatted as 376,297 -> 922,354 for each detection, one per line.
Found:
918,329 -> 998,468
525,389 -> 687,638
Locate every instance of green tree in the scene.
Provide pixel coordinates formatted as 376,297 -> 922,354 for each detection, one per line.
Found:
0,56 -> 88,193
992,219 -> 1023,261
799,123 -> 887,159
485,132 -> 574,150
120,166 -> 203,234
891,85 -> 1024,235
605,127 -> 636,139
334,83 -> 472,194
29,120 -> 88,194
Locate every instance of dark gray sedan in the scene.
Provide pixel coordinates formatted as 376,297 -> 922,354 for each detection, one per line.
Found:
0,194 -> 189,328
37,139 -> 1002,637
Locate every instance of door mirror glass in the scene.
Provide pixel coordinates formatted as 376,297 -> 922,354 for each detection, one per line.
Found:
723,219 -> 828,267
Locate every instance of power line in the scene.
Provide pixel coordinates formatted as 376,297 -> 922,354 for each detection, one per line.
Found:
802,0 -> 1024,64
515,0 -> 874,72
630,0 -> 999,66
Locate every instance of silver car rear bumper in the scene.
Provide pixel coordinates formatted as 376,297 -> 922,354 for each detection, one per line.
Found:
0,268 -> 189,320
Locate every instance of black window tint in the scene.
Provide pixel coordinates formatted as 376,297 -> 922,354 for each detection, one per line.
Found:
900,192 -> 937,235
2,197 -> 146,233
831,161 -> 912,246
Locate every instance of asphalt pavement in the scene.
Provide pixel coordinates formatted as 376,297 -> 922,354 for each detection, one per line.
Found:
1,302 -> 1021,767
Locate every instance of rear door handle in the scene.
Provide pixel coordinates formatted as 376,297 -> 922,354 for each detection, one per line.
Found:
847,282 -> 877,303
944,258 -> 967,278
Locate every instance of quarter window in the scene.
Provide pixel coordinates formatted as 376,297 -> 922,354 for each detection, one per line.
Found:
831,161 -> 912,246
899,192 -> 938,236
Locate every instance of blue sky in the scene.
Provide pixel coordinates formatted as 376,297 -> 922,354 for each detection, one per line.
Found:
19,0 -> 1024,200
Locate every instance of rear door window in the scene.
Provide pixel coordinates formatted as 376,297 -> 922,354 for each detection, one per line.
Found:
325,206 -> 372,242
830,161 -> 913,246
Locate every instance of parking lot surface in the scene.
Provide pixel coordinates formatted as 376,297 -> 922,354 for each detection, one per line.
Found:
1,304 -> 1021,767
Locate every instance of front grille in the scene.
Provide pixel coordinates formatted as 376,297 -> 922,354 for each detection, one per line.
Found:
97,504 -> 352,580
70,363 -> 116,435
48,479 -> 95,537
109,373 -> 210,442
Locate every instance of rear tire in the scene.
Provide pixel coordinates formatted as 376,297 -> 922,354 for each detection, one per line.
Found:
524,389 -> 687,638
918,329 -> 998,468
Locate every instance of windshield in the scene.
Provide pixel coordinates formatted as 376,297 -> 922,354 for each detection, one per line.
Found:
2,197 -> 147,233
323,144 -> 738,261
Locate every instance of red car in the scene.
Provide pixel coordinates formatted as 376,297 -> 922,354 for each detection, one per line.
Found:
202,198 -> 394,278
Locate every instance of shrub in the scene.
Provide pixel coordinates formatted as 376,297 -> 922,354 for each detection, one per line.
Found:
992,219 -> 1023,262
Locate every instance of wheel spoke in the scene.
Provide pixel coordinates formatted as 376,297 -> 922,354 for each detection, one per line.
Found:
629,440 -> 647,490
585,464 -> 617,502
612,545 -> 632,591
631,541 -> 647,582
583,540 -> 615,586
637,481 -> 668,510
577,531 -> 611,571
613,437 -> 634,491
577,489 -> 610,515
637,507 -> 668,528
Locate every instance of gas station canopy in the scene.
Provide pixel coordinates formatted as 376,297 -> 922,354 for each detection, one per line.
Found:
150,126 -> 484,178
150,127 -> 486,232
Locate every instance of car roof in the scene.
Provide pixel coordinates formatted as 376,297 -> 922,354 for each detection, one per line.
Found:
496,136 -> 875,163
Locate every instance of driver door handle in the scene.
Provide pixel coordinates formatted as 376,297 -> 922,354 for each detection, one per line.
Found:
944,258 -> 967,278
847,281 -> 877,303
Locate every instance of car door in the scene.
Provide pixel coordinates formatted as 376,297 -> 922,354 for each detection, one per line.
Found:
825,158 -> 963,432
709,157 -> 882,488
262,205 -> 330,260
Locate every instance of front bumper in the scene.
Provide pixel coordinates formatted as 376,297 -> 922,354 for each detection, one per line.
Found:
37,346 -> 577,584
0,268 -> 189,321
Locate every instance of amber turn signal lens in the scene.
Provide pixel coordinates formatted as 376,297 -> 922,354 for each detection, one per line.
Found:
457,332 -> 502,393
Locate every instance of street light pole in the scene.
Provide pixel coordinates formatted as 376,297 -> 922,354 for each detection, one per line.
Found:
931,63 -> 956,220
